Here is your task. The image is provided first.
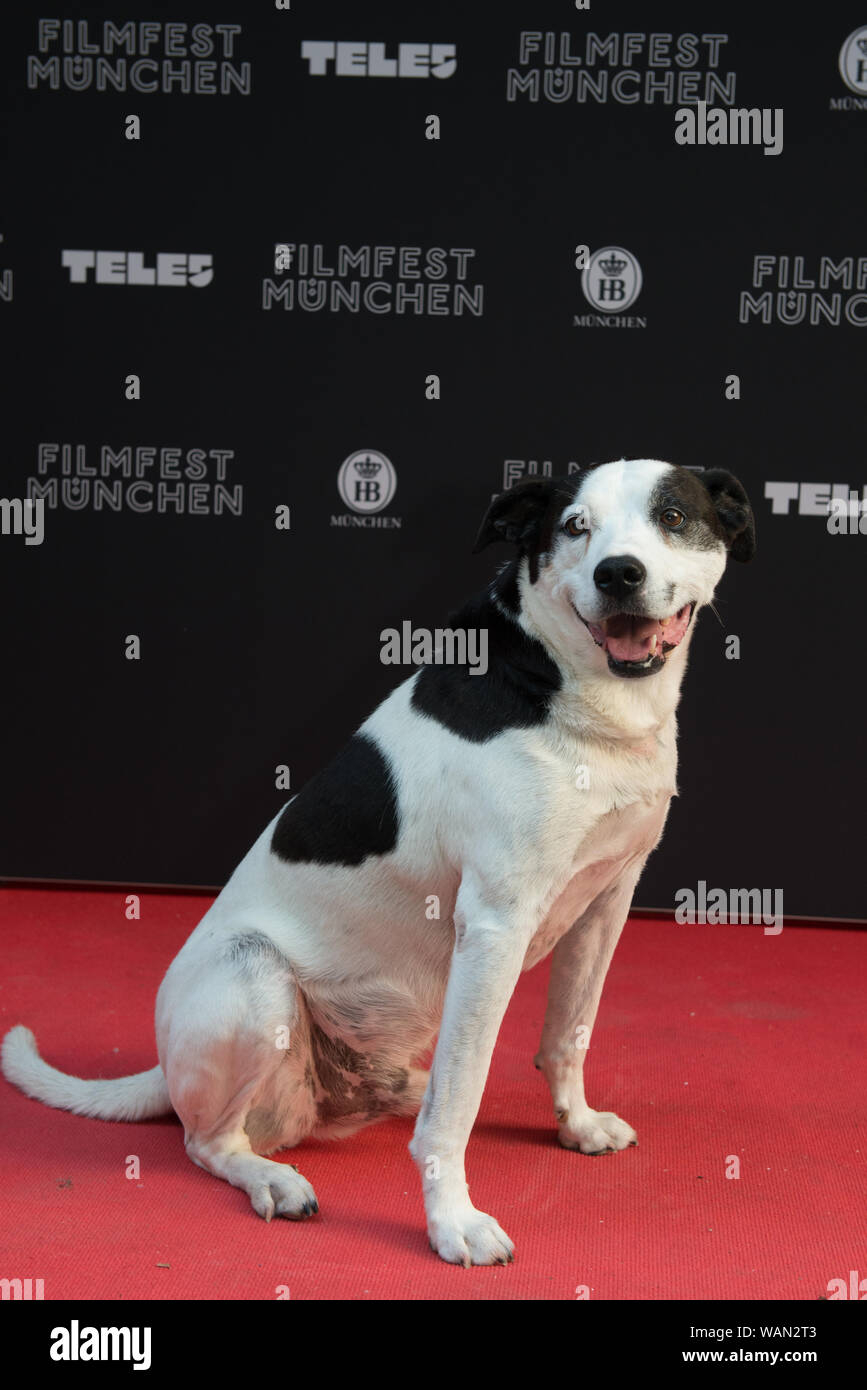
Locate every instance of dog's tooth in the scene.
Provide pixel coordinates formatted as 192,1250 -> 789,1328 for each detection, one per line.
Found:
649,635 -> 658,654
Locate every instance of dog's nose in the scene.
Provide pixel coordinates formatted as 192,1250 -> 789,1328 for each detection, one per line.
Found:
593,555 -> 647,599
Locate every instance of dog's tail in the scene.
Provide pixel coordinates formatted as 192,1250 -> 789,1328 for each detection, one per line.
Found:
1,1025 -> 173,1122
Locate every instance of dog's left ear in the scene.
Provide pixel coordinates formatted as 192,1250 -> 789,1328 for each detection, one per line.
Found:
472,477 -> 557,554
698,469 -> 756,562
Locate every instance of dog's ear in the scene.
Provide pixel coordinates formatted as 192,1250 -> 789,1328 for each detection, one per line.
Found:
472,477 -> 557,554
698,469 -> 756,563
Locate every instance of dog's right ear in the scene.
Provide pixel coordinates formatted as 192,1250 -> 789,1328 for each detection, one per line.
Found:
472,478 -> 557,554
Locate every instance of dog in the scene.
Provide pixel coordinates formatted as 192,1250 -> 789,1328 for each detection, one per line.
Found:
2,458 -> 755,1266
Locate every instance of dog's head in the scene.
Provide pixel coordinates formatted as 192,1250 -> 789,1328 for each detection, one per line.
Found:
474,459 -> 755,680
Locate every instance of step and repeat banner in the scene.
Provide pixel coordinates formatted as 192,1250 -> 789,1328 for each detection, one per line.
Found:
2,2 -> 865,918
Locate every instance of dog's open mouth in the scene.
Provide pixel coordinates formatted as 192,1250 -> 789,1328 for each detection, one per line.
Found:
575,602 -> 695,677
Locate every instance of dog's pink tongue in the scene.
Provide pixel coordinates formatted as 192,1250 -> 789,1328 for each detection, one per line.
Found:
605,616 -> 661,662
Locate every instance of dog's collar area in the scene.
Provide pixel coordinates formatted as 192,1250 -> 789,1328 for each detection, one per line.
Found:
572,602 -> 696,677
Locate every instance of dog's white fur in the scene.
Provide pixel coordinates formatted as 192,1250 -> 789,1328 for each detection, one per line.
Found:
2,459 -> 735,1266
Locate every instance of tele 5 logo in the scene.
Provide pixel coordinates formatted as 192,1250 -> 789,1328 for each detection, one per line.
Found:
61,251 -> 214,287
300,41 -> 456,78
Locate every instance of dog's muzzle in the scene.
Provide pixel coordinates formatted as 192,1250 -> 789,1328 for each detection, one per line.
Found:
573,602 -> 695,678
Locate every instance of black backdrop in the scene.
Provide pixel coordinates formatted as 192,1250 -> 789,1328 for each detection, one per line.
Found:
2,1 -> 865,919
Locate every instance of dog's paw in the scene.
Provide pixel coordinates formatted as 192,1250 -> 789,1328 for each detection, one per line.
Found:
249,1166 -> 319,1222
556,1106 -> 638,1155
427,1206 -> 515,1267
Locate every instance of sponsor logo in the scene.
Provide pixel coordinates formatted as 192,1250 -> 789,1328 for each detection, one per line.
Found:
503,459 -> 581,490
28,20 -> 250,95
577,247 -> 644,327
61,251 -> 213,287
674,100 -> 783,155
27,444 -> 242,516
764,481 -> 866,515
839,27 -> 867,93
300,41 -> 456,78
336,450 -> 398,517
503,459 -> 702,490
739,255 -> 867,325
265,243 -> 482,317
830,27 -> 867,109
507,31 -> 735,106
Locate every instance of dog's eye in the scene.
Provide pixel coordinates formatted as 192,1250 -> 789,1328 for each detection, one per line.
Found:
660,508 -> 685,530
563,513 -> 588,537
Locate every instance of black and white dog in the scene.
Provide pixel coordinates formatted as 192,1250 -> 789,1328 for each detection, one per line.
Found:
2,458 -> 755,1267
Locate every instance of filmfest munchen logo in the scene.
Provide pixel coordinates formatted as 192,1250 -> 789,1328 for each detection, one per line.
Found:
575,247 -> 645,327
28,20 -> 251,96
738,254 -> 867,325
333,450 -> 399,529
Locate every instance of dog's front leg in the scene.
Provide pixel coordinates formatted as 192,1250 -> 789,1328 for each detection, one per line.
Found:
409,881 -> 533,1266
534,858 -> 646,1155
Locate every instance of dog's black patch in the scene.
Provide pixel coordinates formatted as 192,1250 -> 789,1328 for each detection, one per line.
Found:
493,558 -> 522,614
388,1066 -> 409,1095
698,468 -> 756,561
652,465 -> 755,561
309,1026 -> 409,1126
473,474 -> 585,583
271,733 -> 399,866
411,577 -> 562,743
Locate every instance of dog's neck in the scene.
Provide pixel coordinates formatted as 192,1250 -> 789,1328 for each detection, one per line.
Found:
506,557 -> 692,745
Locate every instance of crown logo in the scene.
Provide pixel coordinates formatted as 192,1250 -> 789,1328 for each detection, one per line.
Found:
858,38 -> 867,54
354,454 -> 382,479
598,254 -> 627,277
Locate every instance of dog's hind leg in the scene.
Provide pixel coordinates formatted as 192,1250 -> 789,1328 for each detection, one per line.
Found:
157,940 -> 320,1221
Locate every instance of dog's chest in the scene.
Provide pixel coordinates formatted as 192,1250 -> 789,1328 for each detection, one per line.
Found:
521,793 -> 670,971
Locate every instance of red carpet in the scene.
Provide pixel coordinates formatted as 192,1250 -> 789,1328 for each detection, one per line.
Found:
1,886 -> 864,1300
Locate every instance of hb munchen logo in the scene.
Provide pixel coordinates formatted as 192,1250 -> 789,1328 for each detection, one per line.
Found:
840,28 -> 867,92
575,247 -> 645,328
831,27 -> 867,109
332,450 -> 400,529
